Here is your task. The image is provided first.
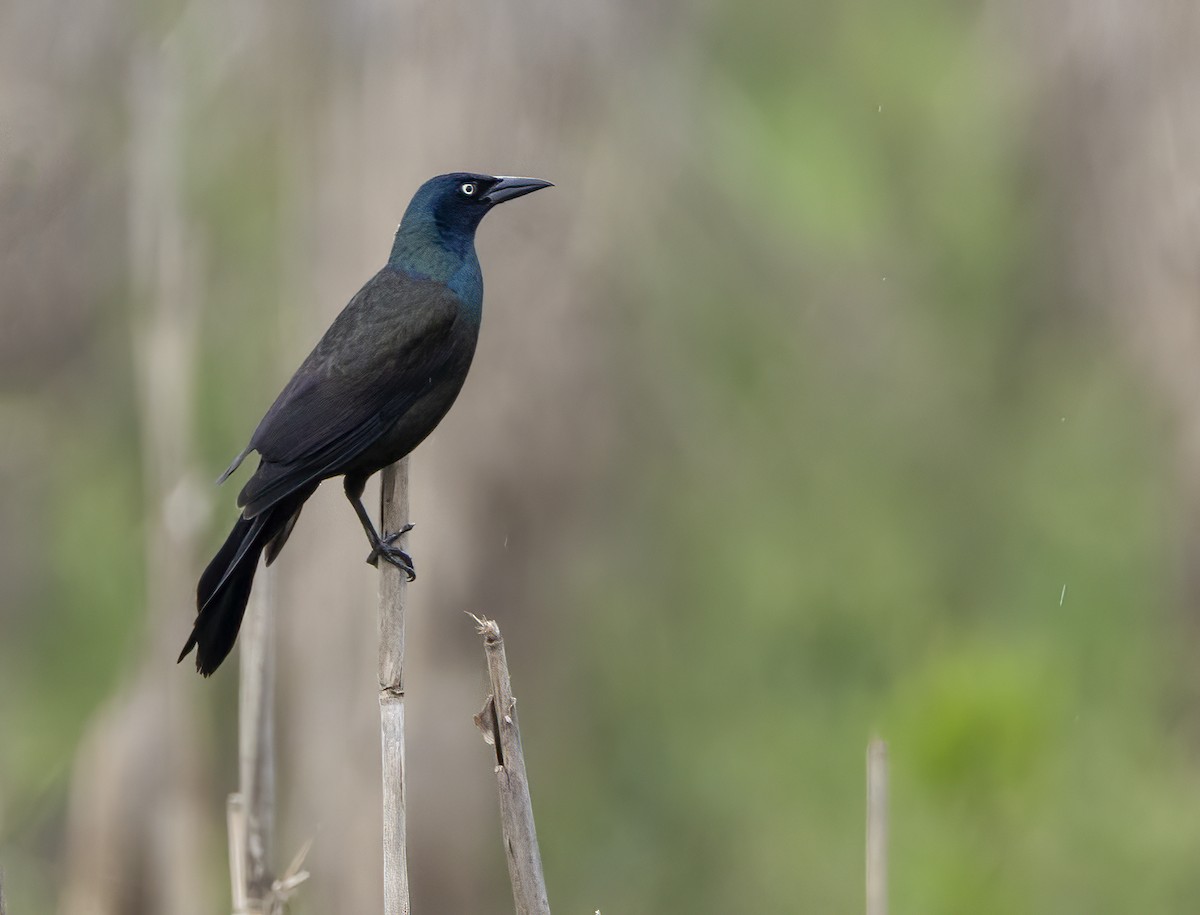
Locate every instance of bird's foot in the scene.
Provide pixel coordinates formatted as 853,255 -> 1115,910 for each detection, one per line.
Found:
367,523 -> 416,581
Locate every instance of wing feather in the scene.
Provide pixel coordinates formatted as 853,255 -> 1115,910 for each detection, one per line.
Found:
234,268 -> 466,516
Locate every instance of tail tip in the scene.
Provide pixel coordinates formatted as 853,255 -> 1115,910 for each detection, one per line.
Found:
177,634 -> 218,676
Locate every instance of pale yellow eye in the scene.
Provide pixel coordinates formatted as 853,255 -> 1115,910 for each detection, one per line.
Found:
461,183 -> 476,196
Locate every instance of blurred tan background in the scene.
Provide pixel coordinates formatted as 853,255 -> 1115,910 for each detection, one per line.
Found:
4,0 -> 1200,912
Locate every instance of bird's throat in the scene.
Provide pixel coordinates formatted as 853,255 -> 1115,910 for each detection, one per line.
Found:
388,223 -> 483,315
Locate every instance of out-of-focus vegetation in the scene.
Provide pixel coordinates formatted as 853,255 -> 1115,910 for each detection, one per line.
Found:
3,0 -> 1199,912
536,5 -> 1200,913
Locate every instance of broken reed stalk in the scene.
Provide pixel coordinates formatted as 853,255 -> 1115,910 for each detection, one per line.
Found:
228,565 -> 310,915
379,457 -> 412,915
866,737 -> 888,915
472,615 -> 551,915
228,564 -> 277,913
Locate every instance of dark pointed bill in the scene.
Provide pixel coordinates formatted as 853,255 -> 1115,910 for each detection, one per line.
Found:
482,175 -> 553,205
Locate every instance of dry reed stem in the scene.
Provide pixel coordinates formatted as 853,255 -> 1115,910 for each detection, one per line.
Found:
227,564 -> 287,913
471,614 -> 551,915
866,737 -> 888,915
379,458 -> 412,915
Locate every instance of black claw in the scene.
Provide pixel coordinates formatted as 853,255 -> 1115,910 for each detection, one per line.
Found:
366,526 -> 416,581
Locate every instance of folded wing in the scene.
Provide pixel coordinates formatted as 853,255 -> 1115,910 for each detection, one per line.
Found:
235,269 -> 465,517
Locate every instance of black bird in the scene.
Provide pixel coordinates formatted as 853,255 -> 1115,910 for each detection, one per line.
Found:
179,172 -> 552,675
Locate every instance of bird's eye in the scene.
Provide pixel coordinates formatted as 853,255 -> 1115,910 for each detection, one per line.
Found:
461,182 -> 476,196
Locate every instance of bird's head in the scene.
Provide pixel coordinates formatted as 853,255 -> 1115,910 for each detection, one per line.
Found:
399,172 -> 553,243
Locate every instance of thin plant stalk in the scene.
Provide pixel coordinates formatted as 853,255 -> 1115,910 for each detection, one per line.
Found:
379,458 -> 412,915
472,615 -> 551,915
866,737 -> 888,915
228,563 -> 277,912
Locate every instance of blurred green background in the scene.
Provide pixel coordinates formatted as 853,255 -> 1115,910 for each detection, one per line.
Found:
4,0 -> 1200,912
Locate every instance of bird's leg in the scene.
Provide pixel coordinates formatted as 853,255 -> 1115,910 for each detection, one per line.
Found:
344,476 -> 416,581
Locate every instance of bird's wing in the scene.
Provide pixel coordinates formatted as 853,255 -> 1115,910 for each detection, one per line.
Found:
235,268 -> 465,516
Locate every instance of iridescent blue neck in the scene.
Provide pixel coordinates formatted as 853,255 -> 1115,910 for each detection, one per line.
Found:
387,215 -> 484,316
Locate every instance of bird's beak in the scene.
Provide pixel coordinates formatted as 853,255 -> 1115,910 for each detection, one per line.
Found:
482,175 -> 553,205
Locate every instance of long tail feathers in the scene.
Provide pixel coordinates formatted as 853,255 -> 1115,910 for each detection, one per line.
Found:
179,497 -> 300,676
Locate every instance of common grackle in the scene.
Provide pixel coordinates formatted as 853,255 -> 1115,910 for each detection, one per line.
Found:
179,172 -> 552,675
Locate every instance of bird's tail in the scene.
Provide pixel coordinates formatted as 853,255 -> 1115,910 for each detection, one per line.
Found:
178,493 -> 305,676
